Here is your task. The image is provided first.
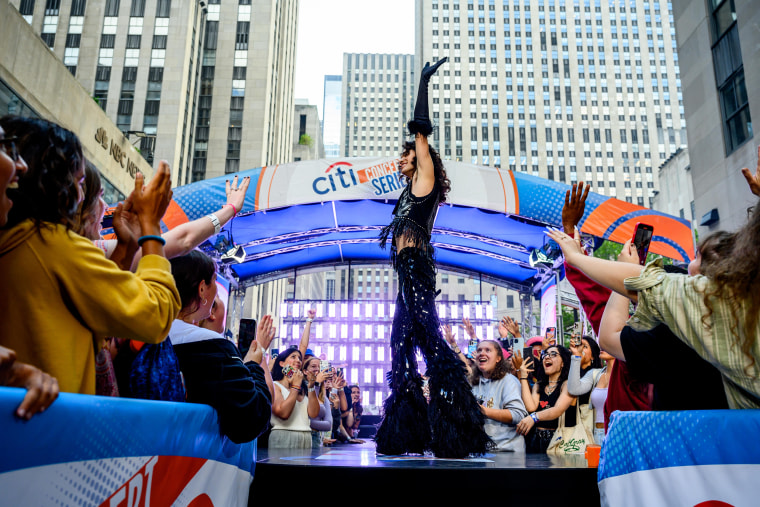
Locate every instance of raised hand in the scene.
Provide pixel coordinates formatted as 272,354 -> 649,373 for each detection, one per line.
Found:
741,146 -> 760,197
130,161 -> 173,236
225,175 -> 250,213
256,315 -> 275,350
545,225 -> 584,265
501,316 -> 521,338
462,317 -> 476,340
306,308 -> 316,320
112,195 -> 140,247
443,324 -> 456,346
562,182 -> 590,235
244,340 -> 264,365
421,57 -> 448,82
617,240 -> 640,265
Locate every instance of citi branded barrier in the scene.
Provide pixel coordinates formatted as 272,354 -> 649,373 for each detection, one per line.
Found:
0,387 -> 255,506
599,410 -> 760,506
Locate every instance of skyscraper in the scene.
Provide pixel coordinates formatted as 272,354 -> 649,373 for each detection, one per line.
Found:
322,74 -> 342,157
340,53 -> 416,158
10,0 -> 298,186
670,0 -> 757,234
416,0 -> 687,206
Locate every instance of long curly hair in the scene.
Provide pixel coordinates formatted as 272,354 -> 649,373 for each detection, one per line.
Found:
468,340 -> 510,384
1,115 -> 85,230
400,140 -> 451,204
699,205 -> 760,371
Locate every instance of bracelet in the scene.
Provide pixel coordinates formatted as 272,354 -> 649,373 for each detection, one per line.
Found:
290,386 -> 300,391
223,203 -> 238,214
137,235 -> 166,247
306,318 -> 314,323
530,412 -> 539,423
520,377 -> 528,380
207,214 -> 221,234
453,347 -> 461,354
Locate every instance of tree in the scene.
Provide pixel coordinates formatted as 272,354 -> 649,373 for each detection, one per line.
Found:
299,133 -> 313,147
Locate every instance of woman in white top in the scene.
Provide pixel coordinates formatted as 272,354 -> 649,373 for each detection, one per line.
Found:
270,346 -> 320,449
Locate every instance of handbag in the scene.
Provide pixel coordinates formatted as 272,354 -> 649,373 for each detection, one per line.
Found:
578,367 -> 605,442
128,338 -> 185,402
547,400 -> 591,455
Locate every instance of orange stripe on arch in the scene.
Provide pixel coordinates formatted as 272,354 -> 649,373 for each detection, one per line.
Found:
508,169 -> 519,215
266,164 -> 280,209
162,200 -> 190,229
254,166 -> 267,211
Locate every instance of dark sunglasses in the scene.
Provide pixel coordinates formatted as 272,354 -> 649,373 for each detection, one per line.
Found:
0,137 -> 19,162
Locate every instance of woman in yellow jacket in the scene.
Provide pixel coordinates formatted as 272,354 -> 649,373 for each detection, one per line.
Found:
0,115 -> 180,395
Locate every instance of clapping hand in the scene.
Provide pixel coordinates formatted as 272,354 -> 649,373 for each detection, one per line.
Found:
256,315 -> 275,351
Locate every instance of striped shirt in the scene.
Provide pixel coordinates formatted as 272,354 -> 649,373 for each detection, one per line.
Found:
624,259 -> 760,409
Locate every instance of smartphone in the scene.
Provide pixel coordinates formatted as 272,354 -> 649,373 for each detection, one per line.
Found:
522,347 -> 535,361
282,365 -> 296,379
632,223 -> 654,265
320,360 -> 331,372
237,318 -> 256,356
337,367 -> 345,378
271,348 -> 279,361
467,338 -> 478,357
545,327 -> 556,345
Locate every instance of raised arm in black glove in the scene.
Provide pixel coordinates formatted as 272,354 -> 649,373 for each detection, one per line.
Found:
407,57 -> 448,137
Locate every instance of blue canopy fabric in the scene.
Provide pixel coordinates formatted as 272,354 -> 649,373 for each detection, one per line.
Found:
162,158 -> 693,293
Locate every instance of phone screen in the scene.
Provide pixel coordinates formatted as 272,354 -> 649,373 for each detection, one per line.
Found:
545,327 -> 556,345
632,223 -> 654,265
238,318 -> 256,356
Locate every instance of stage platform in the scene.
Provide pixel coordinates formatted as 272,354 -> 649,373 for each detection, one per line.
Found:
251,442 -> 600,505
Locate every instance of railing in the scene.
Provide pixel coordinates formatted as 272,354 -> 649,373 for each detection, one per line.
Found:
0,387 -> 256,506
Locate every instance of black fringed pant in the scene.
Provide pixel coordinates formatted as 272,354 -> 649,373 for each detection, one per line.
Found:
374,247 -> 490,458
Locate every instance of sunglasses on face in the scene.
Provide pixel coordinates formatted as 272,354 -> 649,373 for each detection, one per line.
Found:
0,137 -> 19,162
541,350 -> 560,360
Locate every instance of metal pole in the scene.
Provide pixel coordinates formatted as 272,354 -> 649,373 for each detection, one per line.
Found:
555,270 -> 564,346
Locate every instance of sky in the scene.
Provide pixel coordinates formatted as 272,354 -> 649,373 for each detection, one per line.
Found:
294,0 -> 416,118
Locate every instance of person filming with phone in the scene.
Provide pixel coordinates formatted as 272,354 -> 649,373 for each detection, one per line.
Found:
270,347 -> 320,449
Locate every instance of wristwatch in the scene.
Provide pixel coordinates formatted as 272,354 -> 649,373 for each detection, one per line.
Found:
207,213 -> 221,234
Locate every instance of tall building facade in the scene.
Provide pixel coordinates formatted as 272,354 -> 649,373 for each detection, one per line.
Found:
670,0 -> 757,235
416,0 -> 687,207
322,74 -> 341,157
340,53 -> 417,158
10,0 -> 298,186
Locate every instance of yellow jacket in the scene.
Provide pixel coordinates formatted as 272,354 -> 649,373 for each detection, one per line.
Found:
0,220 -> 181,394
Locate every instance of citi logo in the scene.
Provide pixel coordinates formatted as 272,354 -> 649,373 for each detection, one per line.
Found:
312,161 -> 406,196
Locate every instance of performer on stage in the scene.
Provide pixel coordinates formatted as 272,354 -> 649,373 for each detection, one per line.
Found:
375,57 -> 491,458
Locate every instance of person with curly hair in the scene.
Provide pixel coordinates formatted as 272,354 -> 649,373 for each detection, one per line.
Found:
374,57 -> 490,458
470,340 -> 528,452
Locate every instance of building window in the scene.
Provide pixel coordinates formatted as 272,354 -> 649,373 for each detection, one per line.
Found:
710,2 -> 752,154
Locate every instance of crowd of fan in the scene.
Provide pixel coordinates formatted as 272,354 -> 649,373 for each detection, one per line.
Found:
1,115 -> 759,455
0,115 -> 363,450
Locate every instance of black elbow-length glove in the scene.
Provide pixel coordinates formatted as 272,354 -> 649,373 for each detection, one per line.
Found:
407,57 -> 447,137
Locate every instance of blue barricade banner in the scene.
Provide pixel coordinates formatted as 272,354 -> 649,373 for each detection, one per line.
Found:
0,387 -> 255,506
599,410 -> 760,506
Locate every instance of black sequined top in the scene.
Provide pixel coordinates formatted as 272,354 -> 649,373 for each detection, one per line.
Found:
378,181 -> 440,263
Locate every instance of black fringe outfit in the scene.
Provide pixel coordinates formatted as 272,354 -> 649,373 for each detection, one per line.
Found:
375,182 -> 491,458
